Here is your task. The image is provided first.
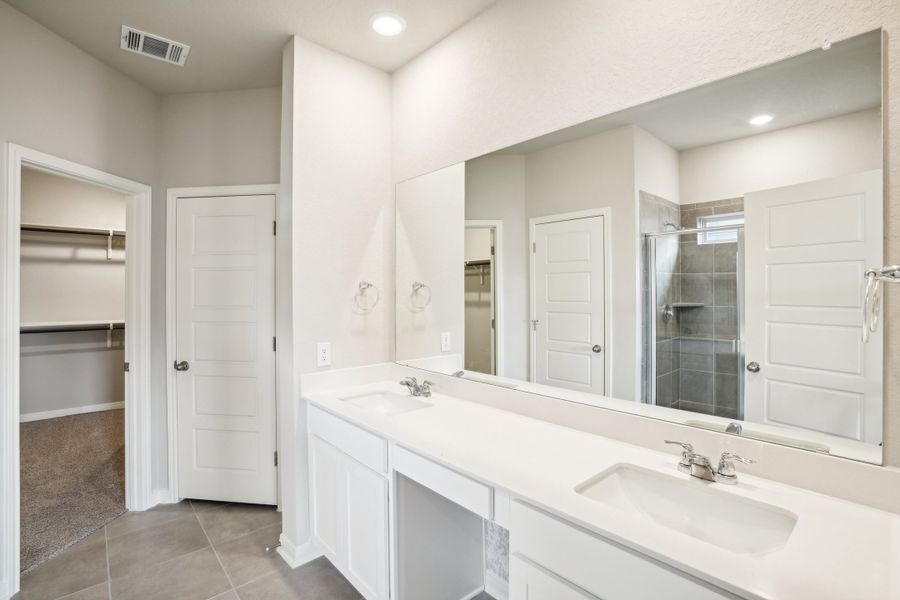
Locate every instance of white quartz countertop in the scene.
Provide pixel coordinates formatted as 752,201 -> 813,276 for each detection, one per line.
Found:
305,381 -> 900,600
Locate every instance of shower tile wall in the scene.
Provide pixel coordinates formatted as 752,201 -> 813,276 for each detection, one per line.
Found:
642,194 -> 743,419
677,198 -> 742,419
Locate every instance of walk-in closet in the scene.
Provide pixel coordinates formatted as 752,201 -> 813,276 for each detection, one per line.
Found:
18,167 -> 127,573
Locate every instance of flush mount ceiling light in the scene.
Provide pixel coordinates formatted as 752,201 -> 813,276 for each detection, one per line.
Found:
749,114 -> 774,126
371,13 -> 406,37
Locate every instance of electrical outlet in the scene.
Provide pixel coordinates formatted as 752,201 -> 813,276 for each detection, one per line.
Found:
441,331 -> 452,352
317,342 -> 332,367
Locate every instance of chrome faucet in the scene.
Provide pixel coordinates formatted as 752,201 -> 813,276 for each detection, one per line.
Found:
665,440 -> 754,485
399,376 -> 432,397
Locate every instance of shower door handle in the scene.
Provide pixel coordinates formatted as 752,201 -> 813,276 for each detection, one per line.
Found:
592,345 -> 602,353
746,361 -> 760,373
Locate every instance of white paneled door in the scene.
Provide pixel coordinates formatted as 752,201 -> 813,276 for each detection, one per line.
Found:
744,170 -> 883,442
532,214 -> 606,394
175,194 -> 277,504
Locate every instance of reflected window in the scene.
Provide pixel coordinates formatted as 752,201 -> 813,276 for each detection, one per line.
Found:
697,212 -> 744,244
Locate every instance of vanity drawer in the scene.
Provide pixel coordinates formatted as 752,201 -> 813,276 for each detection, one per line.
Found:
511,501 -> 736,600
308,405 -> 388,474
393,446 -> 493,519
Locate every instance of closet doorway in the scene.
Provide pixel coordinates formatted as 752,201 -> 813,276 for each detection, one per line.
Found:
464,221 -> 502,376
1,144 -> 153,593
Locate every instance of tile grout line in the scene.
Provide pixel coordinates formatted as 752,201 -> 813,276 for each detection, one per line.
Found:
104,525 -> 112,599
192,500 -> 239,599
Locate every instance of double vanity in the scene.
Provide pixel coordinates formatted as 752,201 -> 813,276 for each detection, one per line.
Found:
303,367 -> 900,600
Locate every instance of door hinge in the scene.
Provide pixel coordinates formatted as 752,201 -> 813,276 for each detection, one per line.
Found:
273,336 -> 277,351
532,242 -> 536,253
531,319 -> 539,331
274,451 -> 278,466
491,318 -> 495,329
490,245 -> 495,256
124,362 -> 130,372
273,220 -> 277,236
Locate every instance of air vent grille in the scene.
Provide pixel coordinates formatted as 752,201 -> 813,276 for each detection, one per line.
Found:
120,26 -> 190,66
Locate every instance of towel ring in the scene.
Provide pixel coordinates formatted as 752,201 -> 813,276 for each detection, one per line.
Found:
410,281 -> 431,311
353,281 -> 380,314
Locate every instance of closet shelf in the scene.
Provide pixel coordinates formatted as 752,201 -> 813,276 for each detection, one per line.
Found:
20,223 -> 126,237
20,320 -> 125,334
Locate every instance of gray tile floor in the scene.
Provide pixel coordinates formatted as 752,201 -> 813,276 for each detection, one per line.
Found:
15,500 -> 363,600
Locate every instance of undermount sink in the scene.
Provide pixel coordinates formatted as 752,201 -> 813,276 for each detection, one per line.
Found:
575,464 -> 797,555
340,391 -> 431,416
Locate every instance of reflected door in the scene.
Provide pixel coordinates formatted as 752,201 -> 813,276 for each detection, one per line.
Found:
744,170 -> 882,442
532,215 -> 606,394
175,194 -> 277,504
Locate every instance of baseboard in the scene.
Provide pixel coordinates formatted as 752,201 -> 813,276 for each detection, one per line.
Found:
485,570 -> 509,600
150,488 -> 178,507
276,534 -> 322,569
20,401 -> 124,423
460,586 -> 487,600
0,577 -> 10,600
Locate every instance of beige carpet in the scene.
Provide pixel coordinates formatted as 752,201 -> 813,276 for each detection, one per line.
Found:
20,408 -> 125,573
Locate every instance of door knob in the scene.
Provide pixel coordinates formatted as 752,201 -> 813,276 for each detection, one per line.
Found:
746,361 -> 760,373
174,360 -> 190,372
592,345 -> 602,353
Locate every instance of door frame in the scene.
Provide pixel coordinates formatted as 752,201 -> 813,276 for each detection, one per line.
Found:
464,220 -> 503,376
528,208 -> 611,395
165,184 -> 279,503
2,144 -> 153,595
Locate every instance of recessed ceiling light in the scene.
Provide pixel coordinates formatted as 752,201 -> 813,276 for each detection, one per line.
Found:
371,13 -> 406,37
749,114 -> 774,126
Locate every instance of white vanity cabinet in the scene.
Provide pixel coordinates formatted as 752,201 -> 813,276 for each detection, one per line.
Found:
309,407 -> 390,600
510,501 -> 738,600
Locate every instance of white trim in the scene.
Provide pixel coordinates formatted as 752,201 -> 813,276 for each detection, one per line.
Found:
464,220 -> 504,377
165,184 -> 279,502
276,534 -> 322,569
2,144 -> 153,596
484,570 -> 509,600
150,487 -> 179,506
528,208 -> 612,395
19,402 -> 124,423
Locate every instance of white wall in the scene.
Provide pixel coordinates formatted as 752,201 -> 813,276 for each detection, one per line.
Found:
391,0 -> 900,468
19,169 -> 127,417
160,87 -> 281,187
0,3 -> 161,592
396,164 -> 466,361
679,108 -> 882,203
634,128 -> 680,204
466,155 -> 528,379
282,35 -> 394,558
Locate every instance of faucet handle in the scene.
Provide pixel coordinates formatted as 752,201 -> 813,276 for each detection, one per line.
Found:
664,440 -> 694,467
716,451 -> 754,482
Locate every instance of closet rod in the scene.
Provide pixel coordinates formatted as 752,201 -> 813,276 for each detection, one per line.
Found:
20,223 -> 126,237
20,321 -> 125,334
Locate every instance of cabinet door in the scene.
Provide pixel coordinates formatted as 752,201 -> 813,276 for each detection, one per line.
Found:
345,457 -> 390,600
510,555 -> 596,600
310,435 -> 344,564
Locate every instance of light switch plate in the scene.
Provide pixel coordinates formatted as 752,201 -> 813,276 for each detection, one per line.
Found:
441,331 -> 452,352
317,342 -> 332,367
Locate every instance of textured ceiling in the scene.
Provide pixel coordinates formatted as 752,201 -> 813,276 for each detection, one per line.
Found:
3,0 -> 497,94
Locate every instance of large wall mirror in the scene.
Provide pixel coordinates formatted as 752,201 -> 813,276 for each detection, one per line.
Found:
395,30 -> 885,464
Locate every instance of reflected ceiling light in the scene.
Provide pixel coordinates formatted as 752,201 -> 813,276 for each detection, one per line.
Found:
749,114 -> 774,126
371,13 -> 406,36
